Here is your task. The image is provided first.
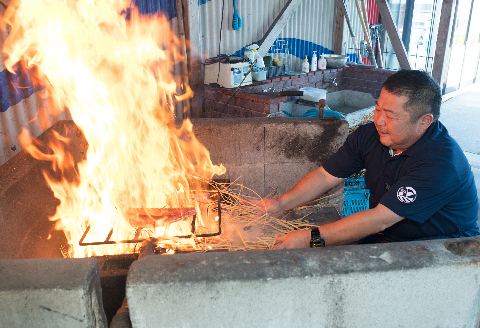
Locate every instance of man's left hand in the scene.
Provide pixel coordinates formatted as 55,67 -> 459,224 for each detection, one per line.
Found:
273,229 -> 311,249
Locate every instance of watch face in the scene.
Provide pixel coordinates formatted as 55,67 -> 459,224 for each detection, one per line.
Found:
310,238 -> 325,247
310,228 -> 325,247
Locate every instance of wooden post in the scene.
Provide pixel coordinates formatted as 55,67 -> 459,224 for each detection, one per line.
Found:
182,0 -> 203,118
257,0 -> 303,57
334,0 -> 345,55
432,0 -> 456,86
176,0 -> 191,118
375,0 -> 411,70
318,99 -> 325,119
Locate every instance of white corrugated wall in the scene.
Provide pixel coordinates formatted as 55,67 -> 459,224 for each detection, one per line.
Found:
198,0 -> 366,71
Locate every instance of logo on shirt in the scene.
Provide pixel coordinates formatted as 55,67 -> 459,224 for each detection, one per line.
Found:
397,187 -> 417,203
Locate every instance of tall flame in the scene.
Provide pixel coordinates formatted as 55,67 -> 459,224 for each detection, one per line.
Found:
3,0 -> 225,257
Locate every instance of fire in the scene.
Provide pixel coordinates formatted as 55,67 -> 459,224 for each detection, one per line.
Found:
3,0 -> 225,257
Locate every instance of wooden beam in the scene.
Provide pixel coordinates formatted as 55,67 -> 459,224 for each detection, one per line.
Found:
182,0 -> 203,118
431,0 -> 456,85
257,0 -> 303,57
334,0 -> 345,55
375,0 -> 411,70
176,0 -> 191,118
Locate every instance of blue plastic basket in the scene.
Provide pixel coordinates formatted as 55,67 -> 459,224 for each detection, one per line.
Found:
342,178 -> 370,217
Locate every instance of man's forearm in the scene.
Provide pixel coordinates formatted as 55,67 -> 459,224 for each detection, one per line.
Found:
320,205 -> 403,246
272,204 -> 404,249
278,166 -> 342,212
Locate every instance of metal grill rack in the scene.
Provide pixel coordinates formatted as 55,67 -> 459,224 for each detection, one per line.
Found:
79,196 -> 222,246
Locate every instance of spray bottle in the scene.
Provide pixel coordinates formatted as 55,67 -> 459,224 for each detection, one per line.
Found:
244,46 -> 255,63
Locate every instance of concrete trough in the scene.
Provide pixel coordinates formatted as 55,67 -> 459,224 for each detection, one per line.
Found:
0,258 -> 107,327
126,237 -> 480,328
0,117 -> 348,326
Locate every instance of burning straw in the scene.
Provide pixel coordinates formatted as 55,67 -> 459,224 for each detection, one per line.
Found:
153,178 -> 341,253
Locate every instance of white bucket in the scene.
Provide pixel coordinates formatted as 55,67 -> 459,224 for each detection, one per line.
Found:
299,87 -> 327,102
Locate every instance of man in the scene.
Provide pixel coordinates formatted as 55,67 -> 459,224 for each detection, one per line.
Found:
258,70 -> 479,249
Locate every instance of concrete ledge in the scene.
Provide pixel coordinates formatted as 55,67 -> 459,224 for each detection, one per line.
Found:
127,237 -> 480,328
0,258 -> 107,328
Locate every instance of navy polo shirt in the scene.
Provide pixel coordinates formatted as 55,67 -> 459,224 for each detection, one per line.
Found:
323,121 -> 479,241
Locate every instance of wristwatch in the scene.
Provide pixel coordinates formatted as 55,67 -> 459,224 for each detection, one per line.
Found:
310,227 -> 326,247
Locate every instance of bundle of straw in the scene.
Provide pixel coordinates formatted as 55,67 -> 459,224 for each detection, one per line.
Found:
151,178 -> 341,253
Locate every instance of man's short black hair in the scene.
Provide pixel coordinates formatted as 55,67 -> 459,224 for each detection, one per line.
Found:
382,70 -> 442,122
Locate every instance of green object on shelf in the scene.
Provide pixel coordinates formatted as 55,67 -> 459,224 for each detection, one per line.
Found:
263,56 -> 273,67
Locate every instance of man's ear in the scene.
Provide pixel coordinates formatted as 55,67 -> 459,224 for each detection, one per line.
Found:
420,113 -> 434,128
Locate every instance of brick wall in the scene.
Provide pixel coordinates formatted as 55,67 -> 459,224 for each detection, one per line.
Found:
202,67 -> 396,118
342,67 -> 395,99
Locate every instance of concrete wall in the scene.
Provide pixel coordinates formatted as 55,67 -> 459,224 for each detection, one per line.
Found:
126,237 -> 480,328
0,120 -> 87,260
0,258 -> 107,328
192,117 -> 349,203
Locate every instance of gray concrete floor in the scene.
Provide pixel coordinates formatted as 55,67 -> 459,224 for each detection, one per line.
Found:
439,83 -> 480,219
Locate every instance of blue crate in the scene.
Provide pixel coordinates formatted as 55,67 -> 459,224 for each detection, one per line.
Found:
342,178 -> 370,217
344,177 -> 368,191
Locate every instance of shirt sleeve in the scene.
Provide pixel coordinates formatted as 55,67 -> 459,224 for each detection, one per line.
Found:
379,158 -> 461,223
323,124 -> 372,178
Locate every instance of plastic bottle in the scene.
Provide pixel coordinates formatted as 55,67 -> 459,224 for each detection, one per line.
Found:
254,50 -> 265,68
244,46 -> 255,63
311,51 -> 317,71
318,53 -> 327,70
302,55 -> 309,73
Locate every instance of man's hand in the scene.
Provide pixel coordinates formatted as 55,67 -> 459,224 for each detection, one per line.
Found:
273,229 -> 311,249
249,197 -> 285,218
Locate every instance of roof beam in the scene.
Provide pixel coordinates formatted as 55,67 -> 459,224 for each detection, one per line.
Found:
257,0 -> 303,57
334,0 -> 345,55
375,0 -> 411,69
431,0 -> 457,85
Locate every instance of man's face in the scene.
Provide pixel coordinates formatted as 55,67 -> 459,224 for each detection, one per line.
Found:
374,89 -> 428,152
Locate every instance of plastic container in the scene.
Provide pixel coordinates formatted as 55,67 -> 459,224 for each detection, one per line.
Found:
342,177 -> 370,217
318,53 -> 327,70
244,46 -> 255,63
267,66 -> 276,78
302,55 -> 309,73
299,87 -> 326,102
276,65 -> 285,76
311,51 -> 317,72
267,65 -> 285,78
252,69 -> 267,81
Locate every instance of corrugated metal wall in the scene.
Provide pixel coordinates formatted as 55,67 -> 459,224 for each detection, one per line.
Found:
0,4 -> 73,166
198,0 -> 372,71
199,0 -> 337,71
